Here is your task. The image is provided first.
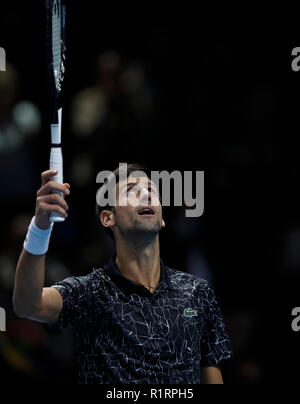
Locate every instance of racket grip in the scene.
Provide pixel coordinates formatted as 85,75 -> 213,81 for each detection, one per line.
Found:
49,147 -> 65,223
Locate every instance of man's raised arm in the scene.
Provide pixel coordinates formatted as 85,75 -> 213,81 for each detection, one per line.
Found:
13,170 -> 70,324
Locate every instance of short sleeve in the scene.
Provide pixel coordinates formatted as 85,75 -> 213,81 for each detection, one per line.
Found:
46,275 -> 93,333
200,282 -> 232,367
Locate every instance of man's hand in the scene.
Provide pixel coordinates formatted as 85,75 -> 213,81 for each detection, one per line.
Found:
35,170 -> 70,229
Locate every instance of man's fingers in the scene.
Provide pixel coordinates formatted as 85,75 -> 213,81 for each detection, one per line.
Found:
37,181 -> 70,197
37,193 -> 69,210
37,194 -> 69,212
38,201 -> 68,218
41,170 -> 59,186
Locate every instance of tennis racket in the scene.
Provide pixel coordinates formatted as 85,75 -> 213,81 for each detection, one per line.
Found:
45,0 -> 66,222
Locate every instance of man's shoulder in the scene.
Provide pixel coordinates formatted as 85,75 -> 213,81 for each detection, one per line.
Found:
52,267 -> 108,291
77,267 -> 110,284
165,265 -> 209,291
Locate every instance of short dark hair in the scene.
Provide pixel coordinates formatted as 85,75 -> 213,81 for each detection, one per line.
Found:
96,163 -> 151,239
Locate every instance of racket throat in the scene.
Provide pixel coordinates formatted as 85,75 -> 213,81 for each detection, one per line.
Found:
51,107 -> 62,144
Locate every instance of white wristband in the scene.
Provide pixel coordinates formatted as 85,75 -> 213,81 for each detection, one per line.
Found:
23,217 -> 54,255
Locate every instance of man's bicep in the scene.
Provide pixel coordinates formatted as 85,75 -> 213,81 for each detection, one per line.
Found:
200,366 -> 224,384
32,287 -> 63,324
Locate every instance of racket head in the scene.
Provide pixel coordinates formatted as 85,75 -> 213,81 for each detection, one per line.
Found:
45,0 -> 66,124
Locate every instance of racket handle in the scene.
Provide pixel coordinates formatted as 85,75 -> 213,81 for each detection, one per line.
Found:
49,146 -> 65,223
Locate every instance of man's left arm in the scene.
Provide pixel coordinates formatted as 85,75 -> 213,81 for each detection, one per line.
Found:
199,282 -> 232,383
200,366 -> 224,384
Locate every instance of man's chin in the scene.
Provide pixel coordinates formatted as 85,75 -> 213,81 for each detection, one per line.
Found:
132,220 -> 162,235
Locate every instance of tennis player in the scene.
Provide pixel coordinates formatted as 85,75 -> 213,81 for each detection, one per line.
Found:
13,163 -> 232,384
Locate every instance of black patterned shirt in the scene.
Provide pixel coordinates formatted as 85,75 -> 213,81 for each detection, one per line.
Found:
47,257 -> 232,384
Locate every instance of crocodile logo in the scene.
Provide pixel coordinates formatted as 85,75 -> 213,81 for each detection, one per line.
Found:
183,308 -> 198,318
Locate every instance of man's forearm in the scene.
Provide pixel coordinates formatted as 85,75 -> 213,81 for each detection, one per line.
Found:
13,249 -> 46,318
201,366 -> 224,384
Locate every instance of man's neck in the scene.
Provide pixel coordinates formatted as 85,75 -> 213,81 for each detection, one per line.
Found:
115,236 -> 161,293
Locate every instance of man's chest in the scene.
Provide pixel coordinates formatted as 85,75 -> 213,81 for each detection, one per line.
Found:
90,292 -> 204,361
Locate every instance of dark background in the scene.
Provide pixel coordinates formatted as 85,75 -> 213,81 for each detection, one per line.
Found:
0,2 -> 298,384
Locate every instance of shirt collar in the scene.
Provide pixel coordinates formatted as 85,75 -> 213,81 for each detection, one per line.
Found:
103,255 -> 175,294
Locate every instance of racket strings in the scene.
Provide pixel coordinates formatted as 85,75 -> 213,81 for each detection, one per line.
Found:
52,1 -> 62,89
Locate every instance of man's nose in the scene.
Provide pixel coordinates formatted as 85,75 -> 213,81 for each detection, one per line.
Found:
140,187 -> 152,203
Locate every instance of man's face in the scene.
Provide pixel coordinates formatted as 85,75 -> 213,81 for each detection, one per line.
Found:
111,175 -> 165,237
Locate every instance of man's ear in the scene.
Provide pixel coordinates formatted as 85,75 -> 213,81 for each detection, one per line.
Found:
100,210 -> 115,229
162,219 -> 166,228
